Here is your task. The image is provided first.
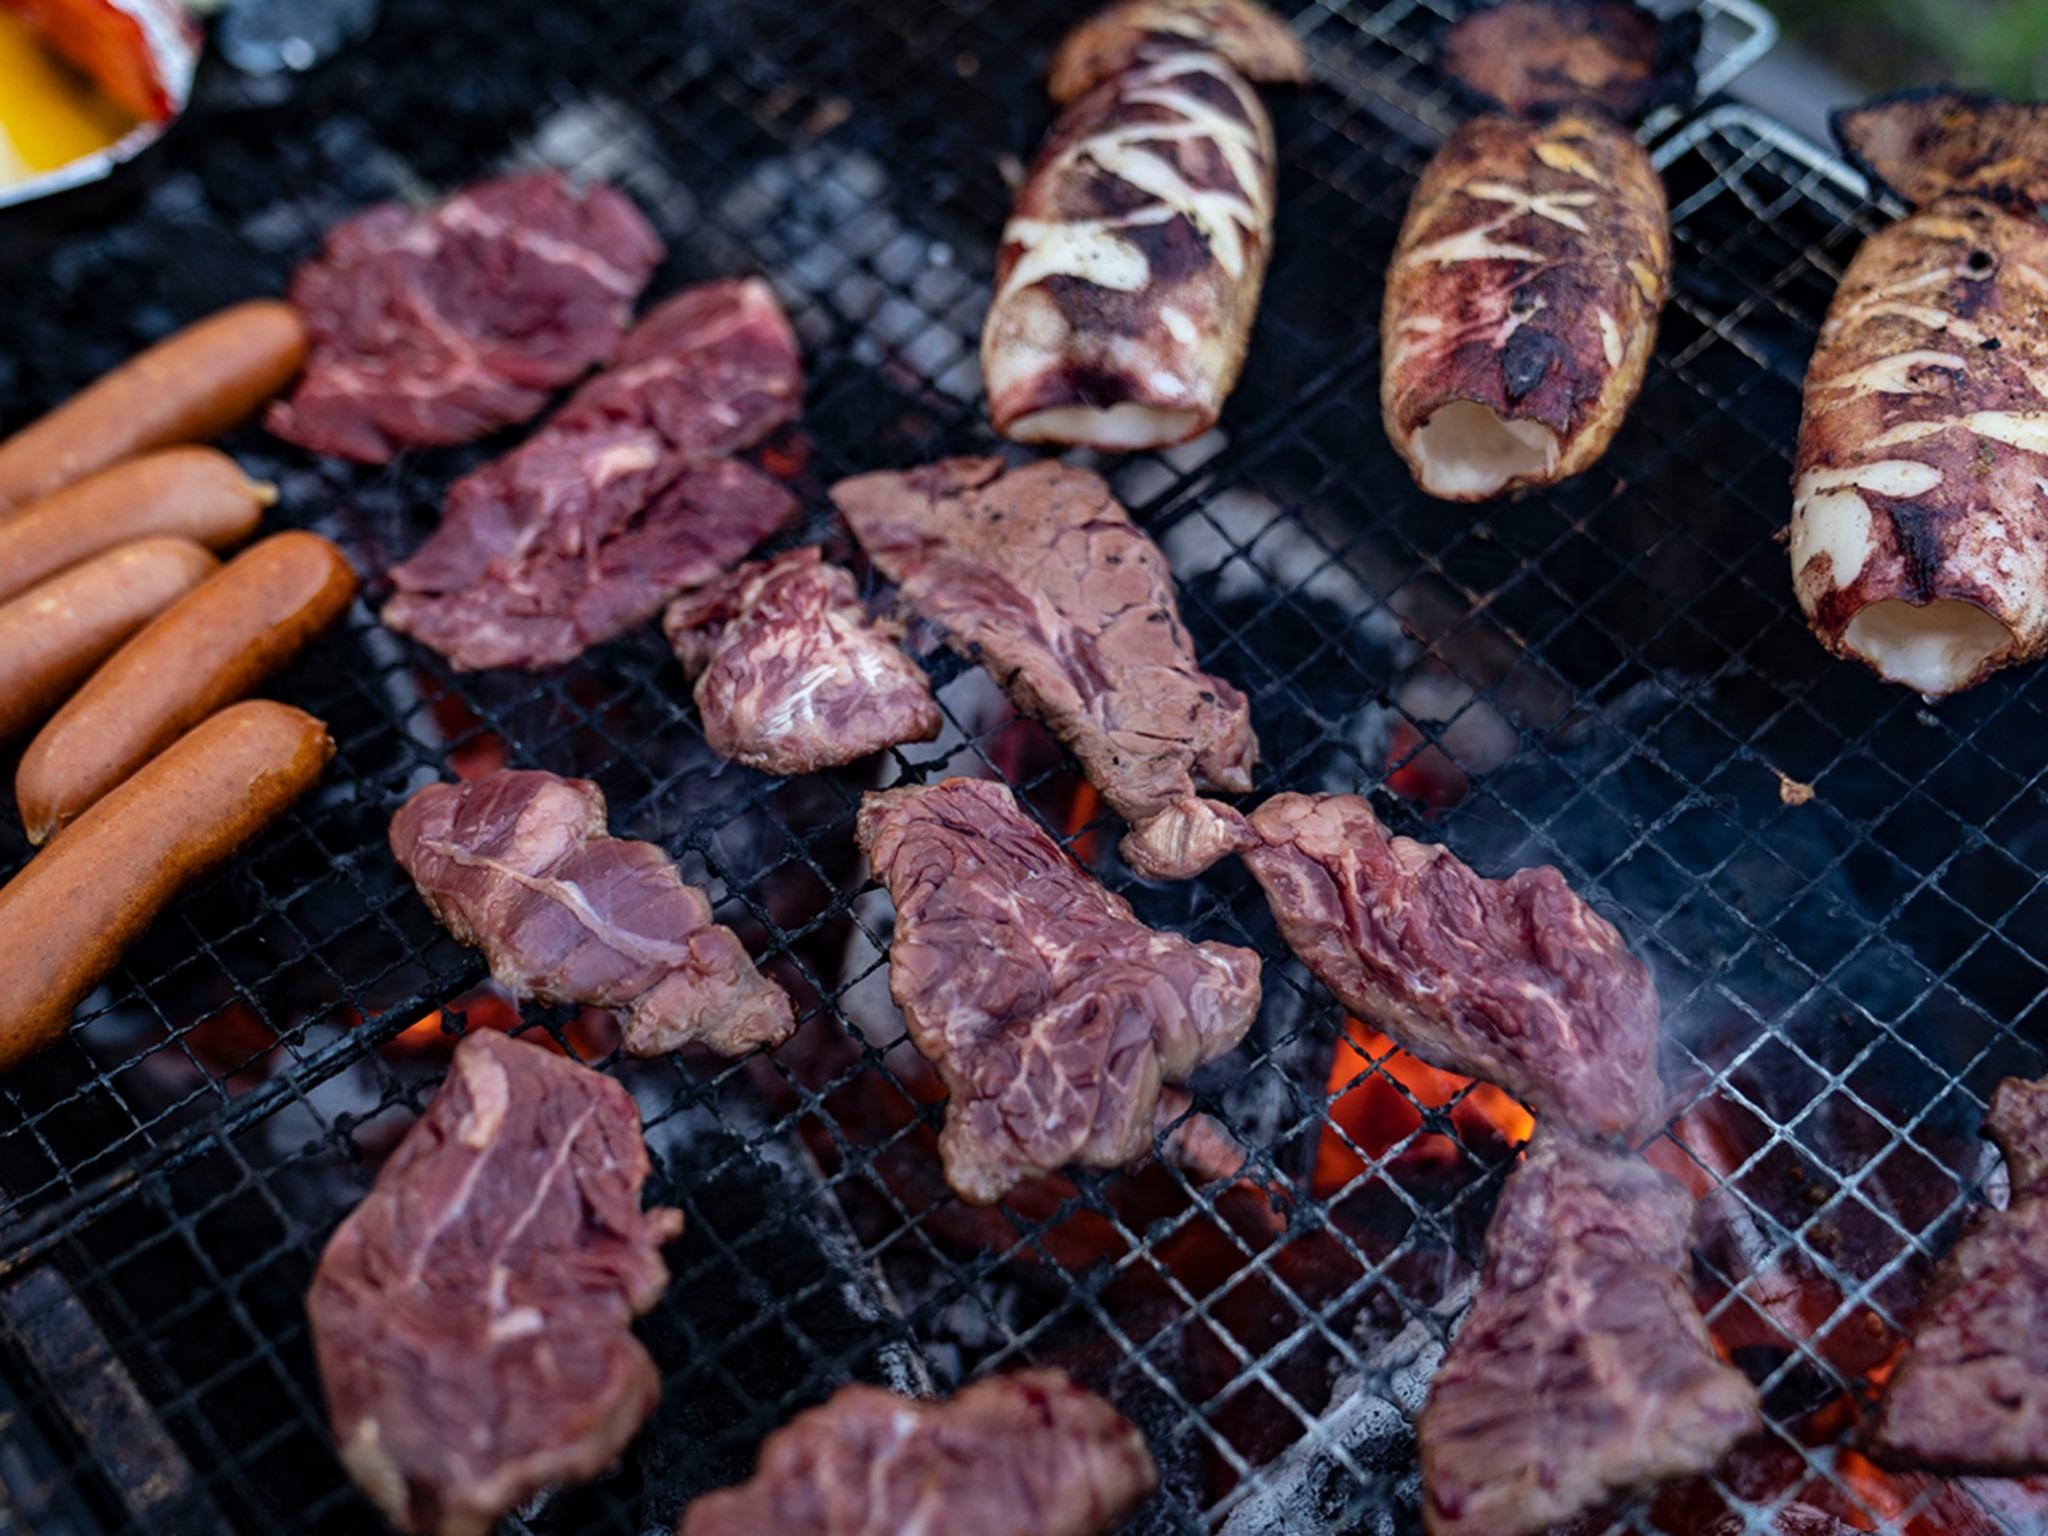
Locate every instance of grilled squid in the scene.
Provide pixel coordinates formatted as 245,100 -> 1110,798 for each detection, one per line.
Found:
1381,1 -> 1692,501
1791,92 -> 2048,696
981,0 -> 1306,450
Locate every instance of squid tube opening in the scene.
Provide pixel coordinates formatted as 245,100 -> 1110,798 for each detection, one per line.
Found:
1409,402 -> 1561,500
1841,598 -> 2014,697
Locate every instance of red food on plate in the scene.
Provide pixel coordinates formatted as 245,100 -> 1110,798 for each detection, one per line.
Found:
4,0 -> 196,123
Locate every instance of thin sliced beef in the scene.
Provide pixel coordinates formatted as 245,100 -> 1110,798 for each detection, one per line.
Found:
383,278 -> 802,671
831,457 -> 1257,880
676,1371 -> 1157,1536
390,770 -> 793,1056
664,546 -> 942,775
1872,1074 -> 2048,1471
387,450 -> 795,672
1418,1133 -> 1760,1536
855,777 -> 1260,1205
1241,792 -> 1662,1141
269,172 -> 663,462
309,1031 -> 683,1536
546,276 -> 803,448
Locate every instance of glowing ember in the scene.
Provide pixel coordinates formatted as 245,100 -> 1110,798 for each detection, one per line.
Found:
1312,1019 -> 1533,1194
1835,1450 -> 1910,1527
391,1007 -> 450,1052
1381,716 -> 1469,813
383,989 -> 618,1059
446,729 -> 508,782
173,1001 -> 281,1087
1062,779 -> 1104,862
754,433 -> 810,482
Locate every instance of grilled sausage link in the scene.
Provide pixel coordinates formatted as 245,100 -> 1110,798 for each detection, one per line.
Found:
17,530 -> 356,842
0,447 -> 273,605
0,537 -> 220,743
0,701 -> 333,1077
0,301 -> 308,515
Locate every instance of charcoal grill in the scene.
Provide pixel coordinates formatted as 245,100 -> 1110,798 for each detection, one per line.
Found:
4,2 -> 2046,1533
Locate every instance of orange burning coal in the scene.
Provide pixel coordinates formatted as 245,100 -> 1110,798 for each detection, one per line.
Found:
388,995 -> 518,1055
1063,780 -> 1104,862
387,989 -> 618,1059
1312,1019 -> 1533,1193
1382,717 -> 1468,813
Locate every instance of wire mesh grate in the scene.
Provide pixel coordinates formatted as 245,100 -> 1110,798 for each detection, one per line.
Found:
2,2 -> 2046,1534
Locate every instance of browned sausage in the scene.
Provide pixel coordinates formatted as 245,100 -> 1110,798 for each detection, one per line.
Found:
0,538 -> 220,743
18,530 -> 356,842
0,700 -> 333,1076
0,448 -> 272,604
0,301 -> 309,515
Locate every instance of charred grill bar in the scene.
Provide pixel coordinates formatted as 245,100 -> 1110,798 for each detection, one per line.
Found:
5,3 -> 2047,1536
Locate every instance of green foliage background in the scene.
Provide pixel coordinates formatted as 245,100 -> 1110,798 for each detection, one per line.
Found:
1788,0 -> 2048,95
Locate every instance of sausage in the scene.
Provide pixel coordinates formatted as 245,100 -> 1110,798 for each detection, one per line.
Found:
17,530 -> 356,842
980,0 -> 1304,451
1790,91 -> 2048,696
0,701 -> 332,1077
0,301 -> 309,515
0,537 -> 219,743
0,447 -> 272,605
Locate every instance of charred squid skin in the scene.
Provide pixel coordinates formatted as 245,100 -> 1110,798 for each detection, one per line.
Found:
1048,0 -> 1307,104
981,0 -> 1304,452
1434,0 -> 1699,121
1381,107 -> 1671,503
1833,87 -> 2048,218
1791,100 -> 2048,696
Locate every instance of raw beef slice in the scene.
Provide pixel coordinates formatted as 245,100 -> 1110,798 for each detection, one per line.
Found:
270,171 -> 664,462
1873,1073 -> 2048,1471
856,776 -> 1261,1204
832,456 -> 1258,880
382,277 -> 803,671
390,769 -> 794,1056
1418,1132 -> 1760,1536
664,546 -> 942,775
1241,791 -> 1664,1141
309,1031 -> 682,1536
677,1371 -> 1156,1536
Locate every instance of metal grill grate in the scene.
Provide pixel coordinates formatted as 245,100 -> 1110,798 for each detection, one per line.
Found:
3,2 -> 2046,1533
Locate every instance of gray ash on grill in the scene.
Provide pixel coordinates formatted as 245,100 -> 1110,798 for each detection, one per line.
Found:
832,456 -> 1258,880
390,770 -> 794,1056
1240,791 -> 1664,1142
664,546 -> 941,775
1872,1074 -> 2048,1472
268,171 -> 664,463
308,1031 -> 683,1536
1418,1133 -> 1760,1536
855,776 -> 1261,1205
382,277 -> 802,670
675,1371 -> 1156,1536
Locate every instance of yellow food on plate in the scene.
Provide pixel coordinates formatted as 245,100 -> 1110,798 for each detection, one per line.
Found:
0,8 -> 134,185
